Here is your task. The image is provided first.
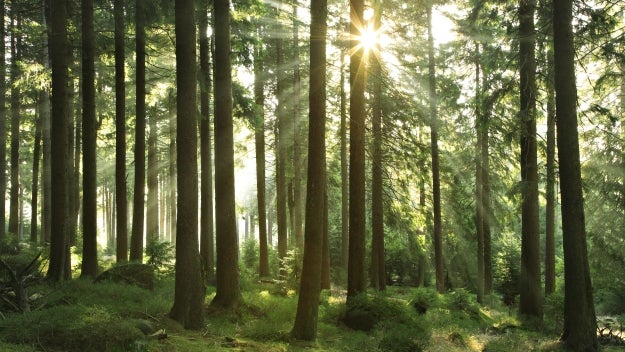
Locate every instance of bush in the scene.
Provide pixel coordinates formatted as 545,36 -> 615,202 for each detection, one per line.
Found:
444,288 -> 479,314
376,319 -> 431,352
410,287 -> 440,314
543,291 -> 564,334
343,294 -> 413,331
145,240 -> 174,277
494,234 -> 521,306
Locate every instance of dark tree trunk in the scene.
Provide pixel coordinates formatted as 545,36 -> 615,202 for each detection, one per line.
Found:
475,43 -> 485,304
47,0 -> 70,282
199,2 -> 215,283
553,0 -> 598,349
30,116 -> 42,243
321,187 -> 330,290
426,5 -> 444,294
544,11 -> 556,296
291,0 -> 326,337
169,0 -> 205,330
254,35 -> 270,278
339,42 -> 348,272
518,0 -> 542,319
8,14 -> 20,237
130,0 -> 146,262
347,0 -> 367,300
210,0 -> 241,310
42,0 -> 51,244
292,2 -> 303,251
81,0 -> 98,278
168,111 -> 176,244
114,0 -> 128,263
147,112 -> 159,242
0,0 -> 5,241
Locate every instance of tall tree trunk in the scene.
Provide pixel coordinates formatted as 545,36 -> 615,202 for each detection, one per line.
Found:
292,2 -> 303,251
518,0 -> 542,319
8,13 -> 20,237
114,0 -> 128,263
426,5 -> 444,294
553,0 -> 598,349
348,0 -> 367,300
47,0 -> 70,282
169,0 -> 205,330
42,0 -> 51,244
147,114 -> 159,242
168,111 -> 176,244
291,0 -> 326,337
339,39 -> 349,271
211,0 -> 241,310
130,0 -> 146,262
370,1 -> 385,291
0,0 -> 6,241
30,116 -> 42,243
199,2 -> 215,283
254,34 -> 270,279
475,42 -> 485,304
275,0 -> 288,278
321,186 -> 330,290
544,9 -> 556,296
81,0 -> 98,277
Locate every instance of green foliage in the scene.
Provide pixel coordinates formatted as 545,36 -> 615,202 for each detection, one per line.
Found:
344,294 -> 414,331
543,291 -> 564,334
145,240 -> 174,278
274,248 -> 301,295
241,238 -> 259,278
376,319 -> 431,352
410,286 -> 440,314
444,288 -> 480,315
493,234 -> 521,306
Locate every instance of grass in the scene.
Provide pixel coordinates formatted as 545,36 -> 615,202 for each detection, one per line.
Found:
0,277 -> 617,352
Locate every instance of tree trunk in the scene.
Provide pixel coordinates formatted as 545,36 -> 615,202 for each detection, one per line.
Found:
291,0 -> 326,337
553,0 -> 598,349
80,0 -> 98,278
47,0 -> 70,282
292,2 -> 303,251
130,0 -> 146,262
426,5 -> 444,294
347,0 -> 367,300
544,13 -> 556,296
8,13 -> 20,237
210,0 -> 241,310
518,0 -> 542,319
254,33 -> 270,279
168,110 -> 176,244
0,0 -> 5,241
114,0 -> 128,263
30,116 -> 42,243
475,42 -> 485,304
339,39 -> 349,272
321,187 -> 330,290
147,112 -> 159,242
199,3 -> 215,283
169,0 -> 205,330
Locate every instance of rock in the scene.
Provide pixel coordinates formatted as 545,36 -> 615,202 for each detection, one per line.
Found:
94,263 -> 155,290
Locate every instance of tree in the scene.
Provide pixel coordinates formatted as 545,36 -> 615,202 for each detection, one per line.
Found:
475,43 -> 485,304
199,0 -> 215,282
8,13 -> 21,237
518,0 -> 542,319
339,38 -> 349,271
146,112 -> 159,242
211,0 -> 240,310
347,0 -> 367,300
30,116 -> 42,243
292,2 -> 303,251
114,0 -> 128,263
47,0 -> 71,282
81,0 -> 98,277
169,0 -> 205,330
291,0 -> 326,338
0,0 -> 5,241
426,4 -> 444,294
553,0 -> 598,349
130,0 -> 146,262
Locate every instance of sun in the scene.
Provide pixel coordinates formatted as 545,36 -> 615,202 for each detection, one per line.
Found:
357,23 -> 380,52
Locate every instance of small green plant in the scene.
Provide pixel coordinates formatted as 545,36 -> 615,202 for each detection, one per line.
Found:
145,239 -> 174,277
410,287 -> 440,314
444,288 -> 479,314
376,319 -> 431,352
344,294 -> 414,331
274,248 -> 301,295
494,234 -> 521,306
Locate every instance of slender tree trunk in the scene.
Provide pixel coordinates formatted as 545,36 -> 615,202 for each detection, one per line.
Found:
47,0 -> 70,282
292,2 -> 303,251
199,3 -> 215,283
475,42 -> 485,304
544,16 -> 556,296
291,0 -> 326,337
147,114 -> 158,242
30,116 -> 42,243
426,5 -> 444,293
339,41 -> 349,271
114,0 -> 128,263
8,14 -> 20,237
254,35 -> 270,279
0,0 -> 6,241
80,0 -> 98,278
518,0 -> 542,319
169,0 -> 205,330
42,0 -> 51,244
130,0 -> 146,262
348,0 -> 367,299
321,187 -> 330,290
553,1 -> 598,349
211,0 -> 241,310
168,111 -> 176,244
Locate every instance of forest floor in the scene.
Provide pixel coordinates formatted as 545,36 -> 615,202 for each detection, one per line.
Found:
0,276 -> 623,352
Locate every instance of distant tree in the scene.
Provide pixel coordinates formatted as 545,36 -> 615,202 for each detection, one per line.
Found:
146,111 -> 159,242
81,0 -> 98,277
169,0 -> 205,330
114,0 -> 128,263
291,0 -> 326,338
518,0 -> 542,319
30,116 -> 42,244
339,36 -> 348,271
211,0 -> 241,310
41,0 -> 51,244
8,13 -> 21,237
47,0 -> 71,282
292,1 -> 303,251
553,0 -> 598,349
348,0 -> 367,299
0,0 -> 5,241
130,0 -> 146,262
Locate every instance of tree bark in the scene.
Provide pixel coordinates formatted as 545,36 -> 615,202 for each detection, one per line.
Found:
30,115 -> 42,243
8,13 -> 21,237
553,0 -> 598,349
475,43 -> 485,304
169,0 -> 205,330
518,0 -> 542,319
0,0 -> 6,241
147,112 -> 159,242
339,40 -> 349,272
211,0 -> 241,310
291,0 -> 326,337
544,10 -> 556,296
114,0 -> 128,263
130,0 -> 146,262
292,2 -> 303,251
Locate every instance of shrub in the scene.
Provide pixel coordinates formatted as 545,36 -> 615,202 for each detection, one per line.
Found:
343,294 -> 413,331
444,288 -> 479,314
145,240 -> 174,277
493,234 -> 521,306
376,319 -> 431,352
410,287 -> 440,314
543,291 -> 564,334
